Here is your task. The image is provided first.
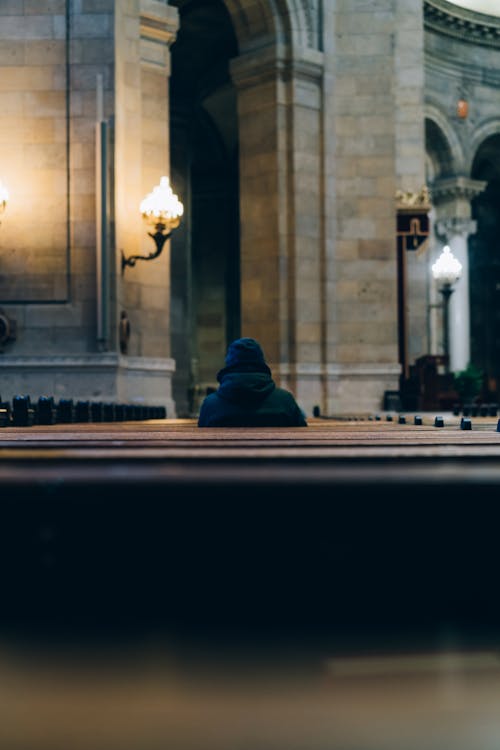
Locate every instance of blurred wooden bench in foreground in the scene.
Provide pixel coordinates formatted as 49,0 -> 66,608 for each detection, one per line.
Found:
1,416 -> 500,650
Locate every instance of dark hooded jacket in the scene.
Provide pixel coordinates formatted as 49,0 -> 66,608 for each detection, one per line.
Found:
198,338 -> 307,428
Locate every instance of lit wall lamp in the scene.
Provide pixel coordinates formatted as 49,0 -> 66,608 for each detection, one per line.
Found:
0,179 -> 9,218
121,176 -> 183,272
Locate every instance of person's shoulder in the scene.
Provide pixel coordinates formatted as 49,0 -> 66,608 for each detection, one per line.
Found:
272,387 -> 307,426
202,390 -> 219,404
273,386 -> 298,403
197,391 -> 221,426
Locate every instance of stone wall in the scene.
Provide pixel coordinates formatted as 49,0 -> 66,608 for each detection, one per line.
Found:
0,0 -> 178,413
327,0 -> 409,412
212,0 -> 428,415
395,0 -> 428,363
116,0 -> 177,361
6,1 -> 500,415
0,0 -> 114,355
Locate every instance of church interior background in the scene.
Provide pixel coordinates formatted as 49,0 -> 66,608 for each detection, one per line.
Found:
2,3 -> 500,748
0,0 -> 499,418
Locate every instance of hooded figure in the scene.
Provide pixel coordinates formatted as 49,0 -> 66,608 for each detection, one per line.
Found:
198,337 -> 307,428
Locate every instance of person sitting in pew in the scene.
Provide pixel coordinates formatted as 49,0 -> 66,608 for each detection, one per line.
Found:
198,337 -> 307,427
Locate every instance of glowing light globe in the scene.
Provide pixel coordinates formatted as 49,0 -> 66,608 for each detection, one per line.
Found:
140,176 -> 183,228
432,245 -> 462,287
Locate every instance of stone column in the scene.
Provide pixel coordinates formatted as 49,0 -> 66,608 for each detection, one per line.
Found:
433,177 -> 486,373
169,106 -> 193,417
330,1 -> 404,413
230,49 -> 283,366
230,45 -> 325,415
114,0 -> 179,413
436,217 -> 475,373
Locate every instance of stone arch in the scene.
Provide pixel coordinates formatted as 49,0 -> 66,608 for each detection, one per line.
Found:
170,0 -> 324,415
468,125 -> 500,387
223,0 -> 319,53
424,103 -> 465,179
467,118 -> 500,176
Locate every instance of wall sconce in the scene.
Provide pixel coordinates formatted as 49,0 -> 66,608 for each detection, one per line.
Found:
121,176 -> 183,272
0,179 -> 9,217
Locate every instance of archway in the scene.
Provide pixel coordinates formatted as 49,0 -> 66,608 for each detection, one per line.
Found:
470,133 -> 500,393
170,0 -> 240,416
170,0 -> 324,415
424,106 -> 465,179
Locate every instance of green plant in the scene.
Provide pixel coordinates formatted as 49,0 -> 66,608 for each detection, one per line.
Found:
454,363 -> 484,403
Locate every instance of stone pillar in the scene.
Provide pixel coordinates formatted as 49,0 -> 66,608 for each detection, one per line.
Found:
230,49 -> 282,366
434,177 -> 486,373
436,218 -> 474,372
115,0 -> 179,413
330,1 -> 404,413
116,0 -> 179,355
230,45 -> 325,415
169,106 -> 193,417
394,0 -> 428,371
0,1 -> 181,410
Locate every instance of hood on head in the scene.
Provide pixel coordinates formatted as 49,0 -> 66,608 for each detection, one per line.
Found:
225,338 -> 267,369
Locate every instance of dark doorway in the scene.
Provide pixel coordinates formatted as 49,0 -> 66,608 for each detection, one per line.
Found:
170,0 -> 240,416
470,135 -> 500,394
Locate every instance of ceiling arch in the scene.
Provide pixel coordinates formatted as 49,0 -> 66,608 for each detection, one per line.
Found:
425,103 -> 465,179
469,119 -> 500,178
223,0 -> 319,52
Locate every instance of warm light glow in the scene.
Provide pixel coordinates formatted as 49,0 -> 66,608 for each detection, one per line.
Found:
140,176 -> 183,227
457,98 -> 469,119
432,245 -> 462,286
0,179 -> 9,212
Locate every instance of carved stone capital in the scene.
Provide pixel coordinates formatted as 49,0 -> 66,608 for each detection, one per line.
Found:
140,0 -> 179,72
140,0 -> 179,45
436,216 -> 477,241
431,176 -> 487,205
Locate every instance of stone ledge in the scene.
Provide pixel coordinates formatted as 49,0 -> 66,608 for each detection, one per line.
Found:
0,354 -> 175,373
121,356 -> 176,373
0,355 -> 176,414
277,362 -> 402,377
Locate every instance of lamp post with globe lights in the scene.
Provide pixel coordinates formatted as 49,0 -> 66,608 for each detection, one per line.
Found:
432,245 -> 462,373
